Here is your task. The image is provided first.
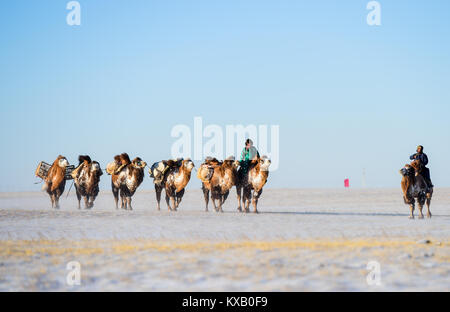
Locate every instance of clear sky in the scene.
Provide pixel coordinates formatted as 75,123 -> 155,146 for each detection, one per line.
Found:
0,0 -> 449,192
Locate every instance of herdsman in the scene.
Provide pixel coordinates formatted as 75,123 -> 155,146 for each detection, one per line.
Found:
239,139 -> 260,176
410,145 -> 433,188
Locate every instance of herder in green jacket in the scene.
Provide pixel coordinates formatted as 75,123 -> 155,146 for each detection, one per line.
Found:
239,139 -> 260,176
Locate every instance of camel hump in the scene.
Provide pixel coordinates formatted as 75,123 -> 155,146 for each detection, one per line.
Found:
166,159 -> 177,167
204,157 -> 221,166
120,153 -> 131,165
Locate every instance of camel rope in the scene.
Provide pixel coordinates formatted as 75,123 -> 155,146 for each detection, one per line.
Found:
66,181 -> 74,198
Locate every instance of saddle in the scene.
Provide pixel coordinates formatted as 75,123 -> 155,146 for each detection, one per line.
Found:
149,158 -> 182,185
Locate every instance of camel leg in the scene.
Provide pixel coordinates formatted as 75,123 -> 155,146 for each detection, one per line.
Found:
218,195 -> 224,213
170,196 -> 177,211
86,196 -> 93,209
202,185 -> 210,212
222,191 -> 229,207
252,189 -> 262,214
120,189 -> 129,210
120,191 -> 126,210
211,195 -> 218,212
84,196 -> 89,209
418,204 -> 424,219
176,189 -> 185,209
418,195 -> 426,219
165,194 -> 172,211
244,188 -> 251,213
76,188 -> 81,209
48,192 -> 53,208
236,185 -> 242,212
409,200 -> 415,219
127,197 -> 133,211
54,195 -> 60,209
53,188 -> 62,209
426,194 -> 432,218
112,184 -> 119,209
124,194 -> 129,210
89,195 -> 96,209
214,194 -> 223,213
155,184 -> 162,211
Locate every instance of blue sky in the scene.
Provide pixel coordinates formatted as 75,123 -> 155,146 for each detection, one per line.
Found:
0,0 -> 449,192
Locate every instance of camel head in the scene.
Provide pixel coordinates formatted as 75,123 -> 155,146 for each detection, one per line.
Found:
399,164 -> 413,177
56,155 -> 69,168
182,158 -> 195,172
131,157 -> 147,169
410,159 -> 422,177
259,155 -> 271,171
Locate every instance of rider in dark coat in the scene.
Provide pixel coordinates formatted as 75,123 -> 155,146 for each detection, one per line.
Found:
410,145 -> 433,188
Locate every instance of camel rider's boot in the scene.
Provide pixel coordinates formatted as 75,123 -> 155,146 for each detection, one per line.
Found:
423,167 -> 433,188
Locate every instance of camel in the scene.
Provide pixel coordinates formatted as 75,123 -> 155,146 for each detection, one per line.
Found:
72,155 -> 102,209
42,155 -> 70,209
400,159 -> 433,219
149,159 -> 180,210
197,156 -> 239,212
236,155 -> 271,213
155,158 -> 194,211
107,153 -> 146,210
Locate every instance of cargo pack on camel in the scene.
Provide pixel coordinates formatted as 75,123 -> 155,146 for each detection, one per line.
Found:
35,161 -> 75,181
35,155 -> 74,209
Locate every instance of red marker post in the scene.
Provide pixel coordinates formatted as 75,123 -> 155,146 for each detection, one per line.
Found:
344,179 -> 350,188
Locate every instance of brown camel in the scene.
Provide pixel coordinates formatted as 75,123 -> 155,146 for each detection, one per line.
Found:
72,155 -> 103,209
158,158 -> 194,211
107,153 -> 146,210
198,156 -> 239,212
42,155 -> 70,209
236,156 -> 271,213
400,159 -> 433,219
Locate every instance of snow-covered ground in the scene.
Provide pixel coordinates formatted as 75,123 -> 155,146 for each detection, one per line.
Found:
0,188 -> 449,291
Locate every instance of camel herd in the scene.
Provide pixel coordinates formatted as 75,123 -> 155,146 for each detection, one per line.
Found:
38,154 -> 433,219
38,153 -> 271,213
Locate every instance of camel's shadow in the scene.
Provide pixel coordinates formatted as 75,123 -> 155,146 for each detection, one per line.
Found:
257,211 -> 444,217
